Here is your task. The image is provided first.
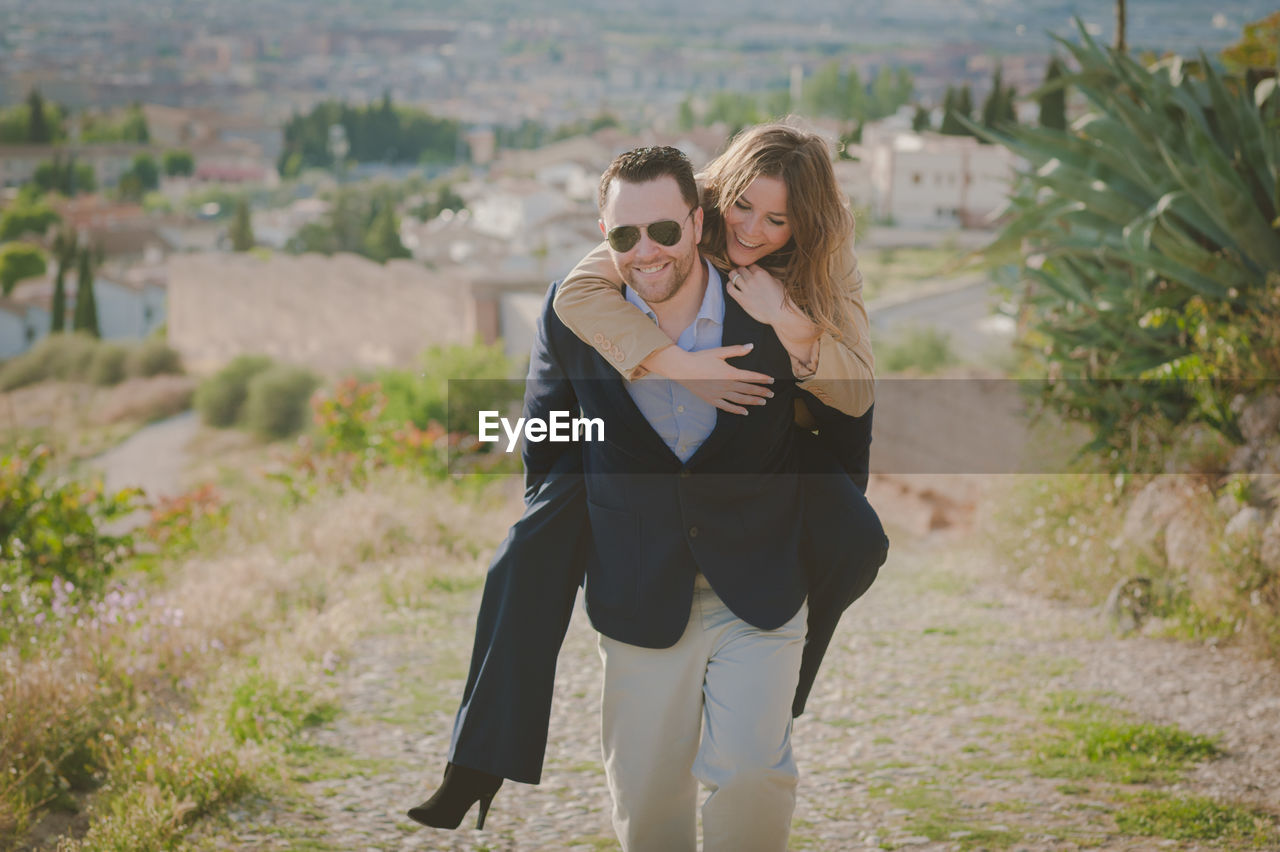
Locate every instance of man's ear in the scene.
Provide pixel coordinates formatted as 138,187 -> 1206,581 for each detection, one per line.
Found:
598,219 -> 607,237
691,206 -> 704,245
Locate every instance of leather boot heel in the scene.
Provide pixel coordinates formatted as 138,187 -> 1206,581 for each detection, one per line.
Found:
407,763 -> 504,830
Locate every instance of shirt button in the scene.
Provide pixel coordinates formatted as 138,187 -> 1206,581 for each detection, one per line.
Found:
689,526 -> 699,538
680,468 -> 690,478
677,405 -> 685,413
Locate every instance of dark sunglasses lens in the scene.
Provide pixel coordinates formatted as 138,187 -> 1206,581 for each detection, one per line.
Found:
608,226 -> 640,252
647,220 -> 682,246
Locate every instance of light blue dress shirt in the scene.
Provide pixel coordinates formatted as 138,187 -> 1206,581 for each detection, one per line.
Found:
623,261 -> 723,463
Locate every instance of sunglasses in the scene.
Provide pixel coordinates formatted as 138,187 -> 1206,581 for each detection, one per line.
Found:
605,208 -> 696,253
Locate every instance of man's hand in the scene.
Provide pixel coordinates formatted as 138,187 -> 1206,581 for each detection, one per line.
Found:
641,344 -> 775,415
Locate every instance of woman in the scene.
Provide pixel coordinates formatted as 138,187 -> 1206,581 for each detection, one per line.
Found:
408,121 -> 887,831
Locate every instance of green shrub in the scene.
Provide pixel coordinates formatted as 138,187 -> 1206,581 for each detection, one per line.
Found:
0,332 -> 99,389
243,364 -> 320,440
125,338 -> 182,378
0,445 -> 140,623
194,355 -> 273,427
88,342 -> 129,386
379,340 -> 523,429
879,325 -> 957,374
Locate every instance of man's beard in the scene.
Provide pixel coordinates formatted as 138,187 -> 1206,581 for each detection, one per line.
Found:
623,247 -> 697,305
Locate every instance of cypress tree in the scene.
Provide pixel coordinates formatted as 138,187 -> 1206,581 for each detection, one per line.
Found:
50,228 -> 77,332
229,198 -> 255,252
912,104 -> 931,132
72,247 -> 99,337
27,89 -> 51,144
1039,56 -> 1067,131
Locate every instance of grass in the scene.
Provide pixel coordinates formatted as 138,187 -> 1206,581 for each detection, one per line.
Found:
1113,791 -> 1279,846
1030,692 -> 1219,785
2,462 -> 511,849
877,783 -> 1027,850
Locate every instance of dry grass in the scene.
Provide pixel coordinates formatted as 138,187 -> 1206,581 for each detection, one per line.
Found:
2,467 -> 519,849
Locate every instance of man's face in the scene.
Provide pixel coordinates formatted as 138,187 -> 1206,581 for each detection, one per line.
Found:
599,176 -> 703,305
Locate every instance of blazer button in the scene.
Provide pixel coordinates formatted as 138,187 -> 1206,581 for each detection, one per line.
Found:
680,468 -> 690,478
594,333 -> 604,345
689,526 -> 698,538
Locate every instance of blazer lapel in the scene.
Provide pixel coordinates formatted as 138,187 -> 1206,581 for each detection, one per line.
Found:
684,280 -> 763,469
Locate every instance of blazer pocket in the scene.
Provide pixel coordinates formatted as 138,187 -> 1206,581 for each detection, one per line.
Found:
585,500 -> 640,615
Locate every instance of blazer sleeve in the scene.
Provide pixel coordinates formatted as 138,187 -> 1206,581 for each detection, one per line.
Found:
552,241 -> 674,380
795,239 -> 876,417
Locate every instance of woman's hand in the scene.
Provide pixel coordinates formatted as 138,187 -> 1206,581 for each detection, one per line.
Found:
728,266 -> 822,376
641,344 -> 775,415
726,265 -> 788,326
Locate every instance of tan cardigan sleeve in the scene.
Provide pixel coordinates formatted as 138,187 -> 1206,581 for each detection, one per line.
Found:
552,238 -> 876,417
795,240 -> 876,417
552,240 -> 673,380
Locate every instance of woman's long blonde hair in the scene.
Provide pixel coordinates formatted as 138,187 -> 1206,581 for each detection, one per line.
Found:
698,121 -> 856,340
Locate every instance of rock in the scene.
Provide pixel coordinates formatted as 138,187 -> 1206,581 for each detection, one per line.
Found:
1166,507 -> 1217,602
1239,392 -> 1280,444
1225,506 -> 1264,539
1262,512 -> 1280,572
1102,576 -> 1153,635
1122,477 -> 1208,558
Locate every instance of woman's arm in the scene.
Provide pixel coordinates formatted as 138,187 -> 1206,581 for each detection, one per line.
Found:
727,241 -> 875,417
793,242 -> 876,418
553,241 -> 776,414
552,241 -> 674,380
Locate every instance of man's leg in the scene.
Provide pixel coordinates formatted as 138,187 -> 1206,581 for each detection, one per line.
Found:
695,583 -> 807,852
597,594 -> 711,852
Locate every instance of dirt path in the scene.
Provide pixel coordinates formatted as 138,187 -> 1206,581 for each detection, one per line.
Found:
184,486 -> 1280,852
88,409 -> 199,500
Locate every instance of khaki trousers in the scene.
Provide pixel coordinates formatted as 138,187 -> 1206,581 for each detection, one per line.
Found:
597,574 -> 807,852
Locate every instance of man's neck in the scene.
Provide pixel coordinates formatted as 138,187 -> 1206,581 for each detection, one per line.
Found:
648,256 -> 709,343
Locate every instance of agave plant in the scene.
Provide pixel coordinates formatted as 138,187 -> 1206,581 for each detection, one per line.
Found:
979,23 -> 1280,468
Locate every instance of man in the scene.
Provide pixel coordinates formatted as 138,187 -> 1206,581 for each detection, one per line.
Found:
523,146 -> 814,851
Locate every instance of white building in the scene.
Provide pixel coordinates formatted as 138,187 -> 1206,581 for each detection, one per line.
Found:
0,298 -> 46,359
1,265 -> 166,358
863,127 -> 1017,228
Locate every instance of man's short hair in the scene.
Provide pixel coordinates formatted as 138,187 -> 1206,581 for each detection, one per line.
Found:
598,146 -> 700,212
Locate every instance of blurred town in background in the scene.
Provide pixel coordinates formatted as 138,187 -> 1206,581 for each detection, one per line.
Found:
1,0 -> 1272,374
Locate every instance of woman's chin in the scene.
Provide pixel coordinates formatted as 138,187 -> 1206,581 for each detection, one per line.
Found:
727,245 -> 760,267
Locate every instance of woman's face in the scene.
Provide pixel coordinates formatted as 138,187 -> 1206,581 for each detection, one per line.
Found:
723,175 -> 793,267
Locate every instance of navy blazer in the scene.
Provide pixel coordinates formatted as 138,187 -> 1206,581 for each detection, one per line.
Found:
524,276 -> 810,648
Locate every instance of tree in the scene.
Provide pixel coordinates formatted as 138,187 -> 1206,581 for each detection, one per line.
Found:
980,64 -> 1018,140
939,86 -> 970,135
0,200 -> 60,241
49,228 -> 78,332
162,149 -> 195,177
912,104 -> 932,132
129,154 -> 160,191
0,243 -> 46,296
677,97 -> 696,131
120,103 -> 149,143
26,89 -> 50,144
1037,56 -> 1068,131
363,194 -> 410,263
229,198 -> 255,252
71,245 -> 101,337
1115,0 -> 1127,51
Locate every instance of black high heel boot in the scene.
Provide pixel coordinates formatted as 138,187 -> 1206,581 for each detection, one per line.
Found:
407,763 -> 504,830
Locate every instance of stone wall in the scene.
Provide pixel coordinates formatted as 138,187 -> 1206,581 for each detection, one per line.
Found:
167,252 -> 478,374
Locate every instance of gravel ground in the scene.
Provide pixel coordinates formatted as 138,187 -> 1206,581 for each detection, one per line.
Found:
186,508 -> 1280,852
